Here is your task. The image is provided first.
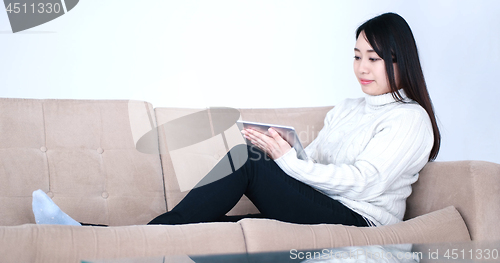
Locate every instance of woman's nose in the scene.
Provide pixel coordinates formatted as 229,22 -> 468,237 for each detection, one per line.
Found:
358,58 -> 370,74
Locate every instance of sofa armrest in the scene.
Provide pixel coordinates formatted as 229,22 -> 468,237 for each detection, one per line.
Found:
405,161 -> 500,241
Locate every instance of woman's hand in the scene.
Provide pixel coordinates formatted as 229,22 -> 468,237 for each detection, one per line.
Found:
241,128 -> 292,160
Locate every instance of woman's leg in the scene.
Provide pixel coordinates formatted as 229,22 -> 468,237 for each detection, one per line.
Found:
148,145 -> 368,226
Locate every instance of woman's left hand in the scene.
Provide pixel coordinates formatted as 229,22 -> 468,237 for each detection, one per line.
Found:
241,128 -> 292,160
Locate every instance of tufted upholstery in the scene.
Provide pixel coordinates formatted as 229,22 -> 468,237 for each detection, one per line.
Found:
0,98 -> 166,226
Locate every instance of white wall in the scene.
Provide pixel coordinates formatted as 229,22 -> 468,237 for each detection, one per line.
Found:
1,0 -> 499,163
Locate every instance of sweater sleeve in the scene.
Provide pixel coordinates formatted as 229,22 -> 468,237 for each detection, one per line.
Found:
301,107 -> 333,163
274,106 -> 434,201
301,99 -> 357,163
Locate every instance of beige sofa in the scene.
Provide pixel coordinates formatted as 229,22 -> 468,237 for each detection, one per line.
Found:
0,98 -> 498,263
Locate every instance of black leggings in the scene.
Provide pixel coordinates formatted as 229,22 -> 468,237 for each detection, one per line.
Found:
148,145 -> 368,226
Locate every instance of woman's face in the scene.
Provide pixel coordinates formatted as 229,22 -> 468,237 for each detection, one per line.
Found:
353,31 -> 398,96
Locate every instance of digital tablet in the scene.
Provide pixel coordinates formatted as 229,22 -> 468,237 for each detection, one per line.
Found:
236,120 -> 307,160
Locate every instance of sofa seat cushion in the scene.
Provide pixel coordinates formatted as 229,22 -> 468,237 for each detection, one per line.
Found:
239,206 -> 471,253
0,222 -> 246,263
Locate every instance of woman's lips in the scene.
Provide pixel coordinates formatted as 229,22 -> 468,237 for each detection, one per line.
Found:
360,79 -> 374,85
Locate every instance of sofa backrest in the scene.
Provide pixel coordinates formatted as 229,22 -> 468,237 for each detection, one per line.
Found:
155,106 -> 334,215
0,98 -> 166,226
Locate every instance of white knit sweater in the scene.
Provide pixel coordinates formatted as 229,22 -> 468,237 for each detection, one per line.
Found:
274,90 -> 434,226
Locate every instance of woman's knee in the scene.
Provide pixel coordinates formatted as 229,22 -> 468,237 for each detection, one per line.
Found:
246,145 -> 272,163
227,144 -> 271,169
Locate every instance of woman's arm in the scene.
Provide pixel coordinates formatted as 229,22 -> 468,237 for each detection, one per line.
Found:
273,106 -> 434,201
242,101 -> 347,162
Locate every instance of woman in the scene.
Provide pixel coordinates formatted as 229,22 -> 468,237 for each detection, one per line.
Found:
33,12 -> 440,227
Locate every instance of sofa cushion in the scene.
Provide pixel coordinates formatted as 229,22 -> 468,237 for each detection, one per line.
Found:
0,98 -> 166,226
154,106 -> 333,215
0,222 -> 246,263
240,206 -> 470,253
405,160 -> 500,241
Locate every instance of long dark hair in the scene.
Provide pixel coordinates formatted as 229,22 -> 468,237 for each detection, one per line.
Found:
356,12 -> 440,161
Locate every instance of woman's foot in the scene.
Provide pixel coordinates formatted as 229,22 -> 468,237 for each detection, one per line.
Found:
32,189 -> 81,226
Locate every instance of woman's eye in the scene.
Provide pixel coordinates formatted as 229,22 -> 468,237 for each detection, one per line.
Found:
369,58 -> 381,62
354,56 -> 360,60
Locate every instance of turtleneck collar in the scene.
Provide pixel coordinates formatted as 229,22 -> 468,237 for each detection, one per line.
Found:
364,89 -> 409,107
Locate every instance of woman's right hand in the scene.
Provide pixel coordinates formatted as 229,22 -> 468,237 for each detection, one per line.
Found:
241,128 -> 292,160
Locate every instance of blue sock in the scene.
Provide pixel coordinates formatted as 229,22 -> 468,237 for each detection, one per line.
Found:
32,189 -> 81,226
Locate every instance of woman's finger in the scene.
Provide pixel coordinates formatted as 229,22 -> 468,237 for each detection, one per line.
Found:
241,128 -> 291,159
242,130 -> 267,148
268,128 -> 292,158
245,129 -> 277,149
242,129 -> 276,156
268,128 -> 290,147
